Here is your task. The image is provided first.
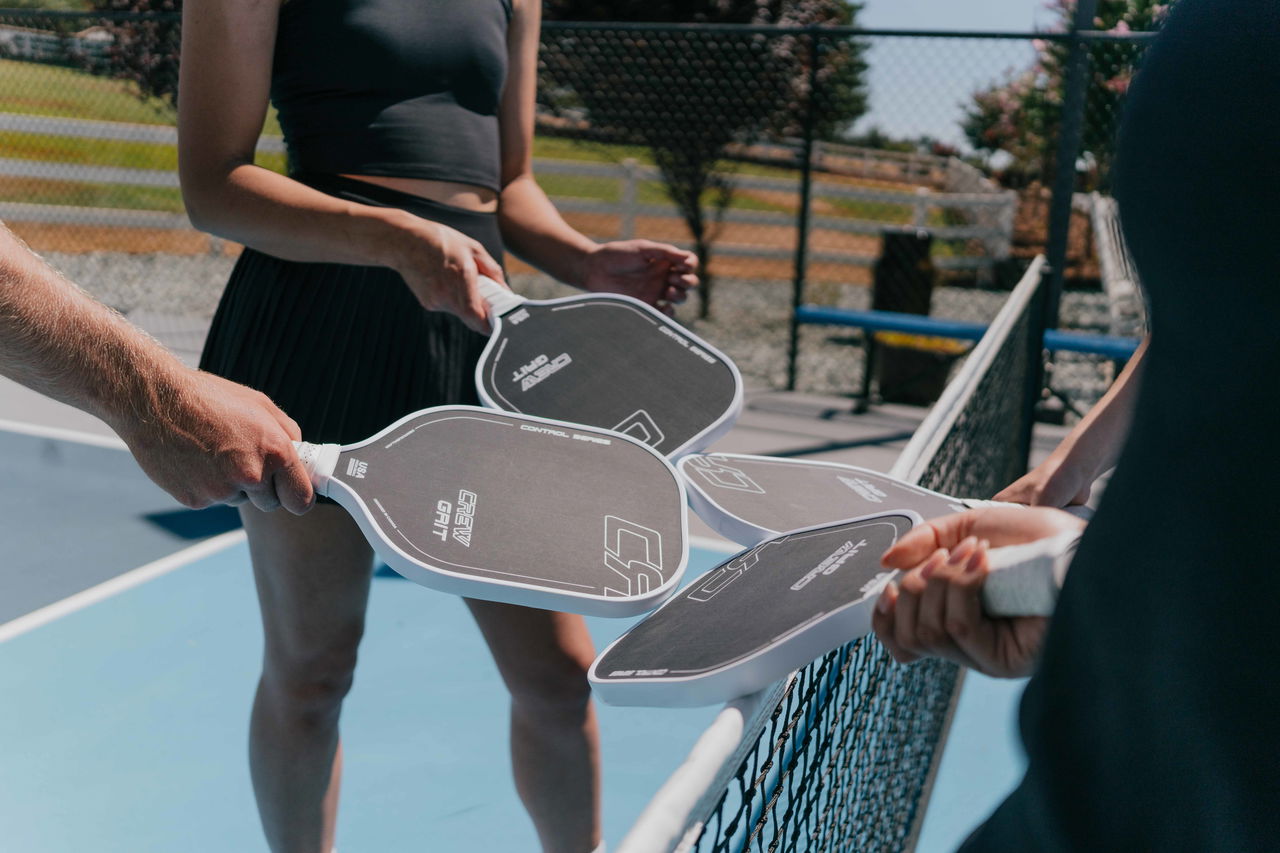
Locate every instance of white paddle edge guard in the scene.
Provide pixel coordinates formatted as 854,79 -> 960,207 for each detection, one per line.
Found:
293,440 -> 341,496
616,681 -> 789,853
588,510 -> 924,708
673,454 -> 1091,619
981,529 -> 1081,618
320,405 -> 690,618
476,274 -> 525,319
676,453 -> 970,548
473,290 -> 745,460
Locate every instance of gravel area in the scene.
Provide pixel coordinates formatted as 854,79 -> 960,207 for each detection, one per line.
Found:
44,250 -> 1119,412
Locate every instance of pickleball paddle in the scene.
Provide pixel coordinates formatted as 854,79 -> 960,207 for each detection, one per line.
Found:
474,277 -> 743,458
589,512 -> 1079,707
590,513 -> 919,707
293,405 -> 688,616
678,452 -> 1091,546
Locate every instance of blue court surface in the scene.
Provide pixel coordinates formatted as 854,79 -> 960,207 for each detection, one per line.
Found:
0,427 -> 1025,852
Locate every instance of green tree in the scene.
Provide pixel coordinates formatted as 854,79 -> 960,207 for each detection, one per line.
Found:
542,1 -> 868,318
84,0 -> 180,113
963,0 -> 1172,190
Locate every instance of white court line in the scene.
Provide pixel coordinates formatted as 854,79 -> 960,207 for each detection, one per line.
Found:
0,416 -> 127,450
0,530 -> 246,644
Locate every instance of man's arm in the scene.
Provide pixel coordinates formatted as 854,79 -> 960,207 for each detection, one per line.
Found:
0,223 -> 312,513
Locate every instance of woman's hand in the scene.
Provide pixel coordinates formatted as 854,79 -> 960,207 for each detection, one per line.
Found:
871,506 -> 1085,678
388,214 -> 507,335
580,240 -> 698,315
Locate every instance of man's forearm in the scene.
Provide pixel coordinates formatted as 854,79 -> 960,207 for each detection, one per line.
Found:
0,224 -> 183,433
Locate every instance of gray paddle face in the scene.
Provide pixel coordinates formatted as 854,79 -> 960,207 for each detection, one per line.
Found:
590,512 -> 920,707
476,294 -> 742,458
326,407 -> 688,616
679,453 -> 966,546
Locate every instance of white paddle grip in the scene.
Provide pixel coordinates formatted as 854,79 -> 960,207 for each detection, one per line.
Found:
292,441 -> 340,497
980,530 -> 1081,618
962,498 -> 1095,522
476,275 -> 525,319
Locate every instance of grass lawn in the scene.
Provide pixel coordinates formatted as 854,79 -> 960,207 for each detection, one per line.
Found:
0,175 -> 184,211
0,58 -> 284,134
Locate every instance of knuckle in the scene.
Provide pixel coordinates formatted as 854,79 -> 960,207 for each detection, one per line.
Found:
900,573 -> 926,596
233,460 -> 265,488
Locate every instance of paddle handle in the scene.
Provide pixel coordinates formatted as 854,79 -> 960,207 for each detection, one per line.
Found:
962,498 -> 1095,522
476,275 -> 526,319
293,441 -> 340,496
981,530 -> 1081,617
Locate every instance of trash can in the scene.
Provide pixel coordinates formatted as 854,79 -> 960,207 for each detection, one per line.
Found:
875,332 -> 970,406
872,227 -> 935,315
859,228 -> 941,408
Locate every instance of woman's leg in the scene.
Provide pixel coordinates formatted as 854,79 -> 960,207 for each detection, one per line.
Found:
242,503 -> 376,853
466,600 -> 601,853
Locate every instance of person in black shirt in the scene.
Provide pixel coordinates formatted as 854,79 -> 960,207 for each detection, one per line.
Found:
873,0 -> 1280,847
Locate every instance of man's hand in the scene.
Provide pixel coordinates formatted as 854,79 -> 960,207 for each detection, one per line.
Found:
580,240 -> 698,314
116,369 -> 314,514
871,506 -> 1085,678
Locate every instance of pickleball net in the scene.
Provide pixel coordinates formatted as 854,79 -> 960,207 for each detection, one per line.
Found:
618,256 -> 1049,853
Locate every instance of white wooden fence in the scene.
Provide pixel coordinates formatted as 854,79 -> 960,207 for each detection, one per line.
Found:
0,111 -> 1015,273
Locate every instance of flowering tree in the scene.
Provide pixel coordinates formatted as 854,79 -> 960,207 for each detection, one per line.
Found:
963,0 -> 1173,189
542,1 -> 868,318
84,0 -> 181,112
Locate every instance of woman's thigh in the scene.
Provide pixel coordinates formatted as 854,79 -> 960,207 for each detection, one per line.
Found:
241,504 -> 377,678
465,599 -> 596,707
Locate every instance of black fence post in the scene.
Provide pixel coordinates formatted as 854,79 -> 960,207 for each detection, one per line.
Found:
1043,0 -> 1098,331
785,29 -> 822,392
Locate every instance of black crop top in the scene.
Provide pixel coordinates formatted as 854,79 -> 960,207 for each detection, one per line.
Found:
271,0 -> 512,193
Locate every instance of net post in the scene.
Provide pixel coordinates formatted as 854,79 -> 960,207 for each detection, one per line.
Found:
785,28 -> 822,392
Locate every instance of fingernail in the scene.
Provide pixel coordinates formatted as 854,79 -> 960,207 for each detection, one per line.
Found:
876,590 -> 893,613
921,548 -> 948,578
967,540 -> 990,572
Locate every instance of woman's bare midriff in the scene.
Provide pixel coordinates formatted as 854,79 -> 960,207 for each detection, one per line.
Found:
340,174 -> 499,212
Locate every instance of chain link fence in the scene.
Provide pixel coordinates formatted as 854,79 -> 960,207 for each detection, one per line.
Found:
0,10 -> 1152,407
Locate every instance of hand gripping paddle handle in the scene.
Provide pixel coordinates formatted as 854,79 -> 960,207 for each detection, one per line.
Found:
981,529 -> 1082,618
292,440 -> 341,497
476,275 -> 526,320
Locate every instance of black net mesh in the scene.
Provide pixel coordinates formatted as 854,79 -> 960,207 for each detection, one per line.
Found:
688,268 -> 1045,853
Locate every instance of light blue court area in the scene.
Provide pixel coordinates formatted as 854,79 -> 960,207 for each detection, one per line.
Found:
0,537 -> 728,852
916,673 -> 1029,853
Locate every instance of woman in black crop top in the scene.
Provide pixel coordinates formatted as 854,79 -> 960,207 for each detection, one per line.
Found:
179,2 -> 694,851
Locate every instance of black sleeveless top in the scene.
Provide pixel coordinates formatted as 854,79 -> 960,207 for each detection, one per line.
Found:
272,0 -> 512,192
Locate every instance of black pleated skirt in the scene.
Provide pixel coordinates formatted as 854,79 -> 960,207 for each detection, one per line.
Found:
199,174 -> 498,447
